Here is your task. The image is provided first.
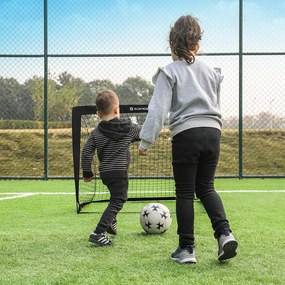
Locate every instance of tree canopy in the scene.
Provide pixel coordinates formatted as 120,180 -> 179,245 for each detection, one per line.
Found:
0,73 -> 154,121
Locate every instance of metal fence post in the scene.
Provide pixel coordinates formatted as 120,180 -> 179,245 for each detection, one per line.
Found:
239,0 -> 243,179
44,0 -> 48,180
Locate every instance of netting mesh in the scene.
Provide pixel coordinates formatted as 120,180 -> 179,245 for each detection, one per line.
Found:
0,1 -> 284,179
74,106 -> 175,211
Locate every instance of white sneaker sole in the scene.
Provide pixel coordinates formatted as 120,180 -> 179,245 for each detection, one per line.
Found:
218,240 -> 238,261
171,256 -> 197,264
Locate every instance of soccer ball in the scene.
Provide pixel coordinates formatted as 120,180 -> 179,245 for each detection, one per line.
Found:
140,203 -> 172,234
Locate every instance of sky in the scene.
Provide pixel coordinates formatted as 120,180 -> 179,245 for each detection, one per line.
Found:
0,0 -> 284,117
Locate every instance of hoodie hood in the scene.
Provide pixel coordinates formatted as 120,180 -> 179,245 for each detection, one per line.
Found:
98,117 -> 132,140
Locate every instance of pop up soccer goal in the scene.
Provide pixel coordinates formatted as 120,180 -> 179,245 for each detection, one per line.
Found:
72,105 -> 175,213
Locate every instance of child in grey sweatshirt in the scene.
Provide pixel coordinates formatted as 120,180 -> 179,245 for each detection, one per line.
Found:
139,15 -> 238,264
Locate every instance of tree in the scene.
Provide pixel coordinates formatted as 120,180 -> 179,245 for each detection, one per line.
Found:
256,112 -> 274,129
79,79 -> 117,105
28,74 -> 81,121
116,76 -> 153,104
50,84 -> 81,121
0,77 -> 34,120
26,76 -> 45,121
244,115 -> 255,129
58,72 -> 87,98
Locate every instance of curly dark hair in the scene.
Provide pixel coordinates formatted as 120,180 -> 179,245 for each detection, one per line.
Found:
169,15 -> 203,64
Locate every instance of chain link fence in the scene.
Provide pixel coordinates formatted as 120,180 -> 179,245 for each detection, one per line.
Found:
0,0 -> 284,179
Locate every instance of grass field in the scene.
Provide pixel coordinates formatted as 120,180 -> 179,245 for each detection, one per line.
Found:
1,179 -> 285,285
1,129 -> 285,177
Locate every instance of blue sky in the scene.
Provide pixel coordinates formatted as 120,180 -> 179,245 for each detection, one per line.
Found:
0,0 -> 284,117
0,0 -> 284,54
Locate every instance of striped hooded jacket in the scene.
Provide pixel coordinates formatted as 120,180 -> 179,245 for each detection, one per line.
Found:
81,117 -> 141,179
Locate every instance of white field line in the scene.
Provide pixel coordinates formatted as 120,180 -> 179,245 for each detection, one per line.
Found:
0,193 -> 36,201
0,192 -> 75,196
0,189 -> 285,202
218,190 -> 285,193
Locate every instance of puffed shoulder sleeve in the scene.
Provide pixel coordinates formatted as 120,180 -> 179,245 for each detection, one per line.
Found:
214,67 -> 224,84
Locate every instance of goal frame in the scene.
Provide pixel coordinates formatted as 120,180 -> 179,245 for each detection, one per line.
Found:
72,104 -> 175,213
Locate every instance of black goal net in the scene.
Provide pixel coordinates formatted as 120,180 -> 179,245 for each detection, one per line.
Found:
72,105 -> 175,213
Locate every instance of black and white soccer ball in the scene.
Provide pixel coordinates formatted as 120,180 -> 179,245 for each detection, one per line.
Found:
140,203 -> 172,234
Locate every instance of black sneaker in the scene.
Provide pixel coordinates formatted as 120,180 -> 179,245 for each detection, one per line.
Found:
218,229 -> 238,261
89,232 -> 112,246
107,218 -> 117,235
171,245 -> 197,264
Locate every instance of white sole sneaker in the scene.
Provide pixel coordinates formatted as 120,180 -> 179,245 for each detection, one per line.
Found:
171,246 -> 197,264
218,233 -> 238,261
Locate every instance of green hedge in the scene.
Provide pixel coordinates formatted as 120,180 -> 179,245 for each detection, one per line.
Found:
0,120 -> 71,129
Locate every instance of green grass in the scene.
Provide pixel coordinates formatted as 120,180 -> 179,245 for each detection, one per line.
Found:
1,178 -> 285,193
0,179 -> 285,284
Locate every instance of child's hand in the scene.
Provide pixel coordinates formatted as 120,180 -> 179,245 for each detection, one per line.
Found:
83,177 -> 92,182
139,147 -> 148,156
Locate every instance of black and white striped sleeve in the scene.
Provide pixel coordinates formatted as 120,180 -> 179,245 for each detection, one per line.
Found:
81,131 -> 96,178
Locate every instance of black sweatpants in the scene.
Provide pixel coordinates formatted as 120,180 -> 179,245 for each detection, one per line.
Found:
172,127 -> 229,247
95,177 -> 128,234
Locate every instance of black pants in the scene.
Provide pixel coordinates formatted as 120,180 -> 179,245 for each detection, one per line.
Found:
172,127 -> 229,247
95,177 -> 128,234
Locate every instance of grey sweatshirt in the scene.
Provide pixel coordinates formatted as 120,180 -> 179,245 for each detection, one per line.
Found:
139,58 -> 223,149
